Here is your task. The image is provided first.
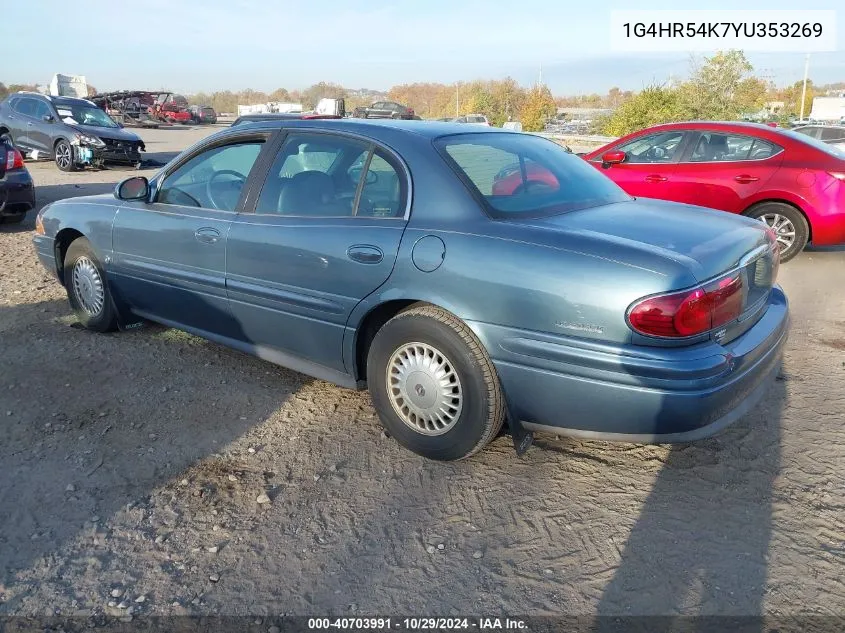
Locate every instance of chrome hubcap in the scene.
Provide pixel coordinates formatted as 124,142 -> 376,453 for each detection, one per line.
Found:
56,143 -> 71,169
758,213 -> 796,251
72,257 -> 105,316
386,342 -> 463,436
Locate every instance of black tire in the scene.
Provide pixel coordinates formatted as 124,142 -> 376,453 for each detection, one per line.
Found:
744,202 -> 808,263
63,237 -> 118,332
367,305 -> 506,461
54,139 -> 77,172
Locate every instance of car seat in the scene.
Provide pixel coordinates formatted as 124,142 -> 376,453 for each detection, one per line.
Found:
277,170 -> 348,216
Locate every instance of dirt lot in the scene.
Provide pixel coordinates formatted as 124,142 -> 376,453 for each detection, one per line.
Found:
1,125 -> 843,620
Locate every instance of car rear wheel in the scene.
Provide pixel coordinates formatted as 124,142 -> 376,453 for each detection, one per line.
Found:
63,237 -> 118,332
367,305 -> 506,461
744,202 -> 808,263
54,140 -> 76,172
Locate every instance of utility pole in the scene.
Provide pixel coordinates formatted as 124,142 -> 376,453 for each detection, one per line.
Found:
799,53 -> 810,120
455,83 -> 459,117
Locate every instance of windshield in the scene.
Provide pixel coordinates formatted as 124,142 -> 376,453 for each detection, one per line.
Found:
56,104 -> 119,128
435,132 -> 631,218
779,128 -> 845,159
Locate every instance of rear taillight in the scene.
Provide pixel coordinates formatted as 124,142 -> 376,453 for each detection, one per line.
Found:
628,272 -> 744,338
6,148 -> 24,171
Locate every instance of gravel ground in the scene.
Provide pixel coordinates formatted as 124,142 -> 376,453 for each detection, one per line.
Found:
0,125 -> 843,620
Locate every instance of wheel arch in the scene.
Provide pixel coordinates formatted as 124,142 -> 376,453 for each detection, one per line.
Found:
351,298 -> 482,384
742,198 -> 812,242
54,228 -> 85,283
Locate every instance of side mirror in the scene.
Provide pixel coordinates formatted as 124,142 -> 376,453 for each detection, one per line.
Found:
42,114 -> 54,123
115,176 -> 150,201
601,150 -> 626,166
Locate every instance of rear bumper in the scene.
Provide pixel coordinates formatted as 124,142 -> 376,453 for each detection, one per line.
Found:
811,209 -> 845,246
0,170 -> 36,216
470,286 -> 789,443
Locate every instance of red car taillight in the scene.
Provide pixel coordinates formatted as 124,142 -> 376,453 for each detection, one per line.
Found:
5,147 -> 24,171
628,273 -> 744,338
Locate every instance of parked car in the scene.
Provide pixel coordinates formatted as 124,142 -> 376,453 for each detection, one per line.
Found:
188,105 -> 218,124
230,113 -> 343,126
583,121 -> 845,262
0,92 -> 146,171
33,121 -> 788,460
0,136 -> 35,224
153,93 -> 191,123
453,114 -> 490,126
792,124 -> 845,148
352,101 -> 415,119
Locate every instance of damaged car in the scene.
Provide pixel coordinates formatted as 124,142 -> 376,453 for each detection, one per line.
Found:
0,92 -> 146,171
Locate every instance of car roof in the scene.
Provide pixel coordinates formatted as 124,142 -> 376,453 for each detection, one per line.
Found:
641,120 -> 787,133
50,96 -> 97,106
231,118 -> 507,140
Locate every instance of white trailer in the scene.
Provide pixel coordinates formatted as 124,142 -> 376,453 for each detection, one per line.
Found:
49,74 -> 89,98
809,97 -> 845,123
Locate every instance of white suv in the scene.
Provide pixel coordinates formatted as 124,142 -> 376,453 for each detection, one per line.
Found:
454,114 -> 490,126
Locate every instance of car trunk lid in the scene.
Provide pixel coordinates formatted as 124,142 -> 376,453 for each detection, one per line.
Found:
511,198 -> 779,342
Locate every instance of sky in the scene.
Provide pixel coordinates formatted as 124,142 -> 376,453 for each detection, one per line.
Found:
3,0 -> 843,95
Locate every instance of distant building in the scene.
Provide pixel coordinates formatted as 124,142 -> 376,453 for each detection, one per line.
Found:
809,97 -> 845,122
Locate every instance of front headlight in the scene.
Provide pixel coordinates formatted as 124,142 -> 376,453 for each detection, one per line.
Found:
77,133 -> 105,147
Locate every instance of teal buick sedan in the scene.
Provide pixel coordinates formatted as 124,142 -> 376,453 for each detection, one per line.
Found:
33,120 -> 789,460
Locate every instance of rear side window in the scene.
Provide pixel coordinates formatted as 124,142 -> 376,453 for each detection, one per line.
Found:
821,127 -> 845,142
689,133 -> 779,162
12,98 -> 35,116
613,131 -> 685,164
436,133 -> 631,219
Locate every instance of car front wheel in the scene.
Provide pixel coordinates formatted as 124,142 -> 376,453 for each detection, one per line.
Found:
63,237 -> 118,332
54,140 -> 76,172
745,202 -> 808,263
367,305 -> 506,461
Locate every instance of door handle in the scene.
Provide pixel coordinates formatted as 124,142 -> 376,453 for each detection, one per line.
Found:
644,174 -> 668,183
347,244 -> 384,264
734,175 -> 759,184
194,227 -> 221,244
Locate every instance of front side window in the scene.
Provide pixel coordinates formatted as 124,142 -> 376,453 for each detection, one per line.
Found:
32,101 -> 51,120
156,140 -> 264,211
613,131 -> 685,164
437,132 -> 630,219
689,133 -> 779,162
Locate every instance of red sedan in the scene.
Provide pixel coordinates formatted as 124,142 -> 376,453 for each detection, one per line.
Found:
580,122 -> 845,261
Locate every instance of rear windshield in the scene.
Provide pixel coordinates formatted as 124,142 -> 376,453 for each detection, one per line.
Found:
435,132 -> 631,218
779,128 -> 845,159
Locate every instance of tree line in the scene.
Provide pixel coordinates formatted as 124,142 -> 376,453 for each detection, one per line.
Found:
599,51 -> 844,136
2,52 -> 843,135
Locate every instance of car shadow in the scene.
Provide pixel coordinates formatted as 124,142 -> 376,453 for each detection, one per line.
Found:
0,295 -> 310,612
590,378 -> 785,628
